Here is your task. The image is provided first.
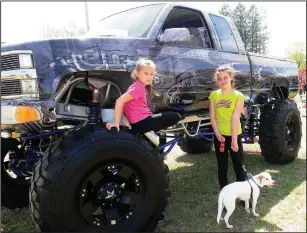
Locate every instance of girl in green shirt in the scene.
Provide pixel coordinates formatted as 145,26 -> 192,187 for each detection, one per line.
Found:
208,66 -> 245,190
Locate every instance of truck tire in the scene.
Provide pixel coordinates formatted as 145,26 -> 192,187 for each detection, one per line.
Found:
1,138 -> 30,209
29,124 -> 170,232
259,99 -> 302,164
178,137 -> 213,154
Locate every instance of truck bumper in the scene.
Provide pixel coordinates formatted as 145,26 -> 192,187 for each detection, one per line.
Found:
1,99 -> 57,136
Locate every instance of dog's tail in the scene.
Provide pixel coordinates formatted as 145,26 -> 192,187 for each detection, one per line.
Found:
217,191 -> 224,224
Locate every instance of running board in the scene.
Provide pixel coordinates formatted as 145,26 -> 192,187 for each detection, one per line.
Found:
179,113 -> 210,124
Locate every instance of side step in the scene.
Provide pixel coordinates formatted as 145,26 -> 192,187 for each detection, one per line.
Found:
179,111 -> 210,124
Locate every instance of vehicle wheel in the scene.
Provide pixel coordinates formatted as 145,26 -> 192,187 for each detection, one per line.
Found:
259,99 -> 302,164
178,136 -> 213,154
1,138 -> 30,209
29,124 -> 170,232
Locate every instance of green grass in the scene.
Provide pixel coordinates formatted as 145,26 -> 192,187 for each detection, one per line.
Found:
1,98 -> 306,232
156,112 -> 306,232
154,95 -> 307,232
1,207 -> 37,232
156,147 -> 306,232
2,141 -> 305,232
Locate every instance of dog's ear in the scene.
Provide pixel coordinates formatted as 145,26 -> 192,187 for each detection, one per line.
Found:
258,175 -> 264,184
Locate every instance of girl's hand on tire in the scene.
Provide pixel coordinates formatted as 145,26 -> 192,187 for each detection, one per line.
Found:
106,122 -> 120,131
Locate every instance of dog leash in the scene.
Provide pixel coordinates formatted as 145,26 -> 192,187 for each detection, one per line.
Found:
242,165 -> 261,202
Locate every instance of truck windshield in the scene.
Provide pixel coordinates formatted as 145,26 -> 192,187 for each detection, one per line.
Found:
86,4 -> 165,38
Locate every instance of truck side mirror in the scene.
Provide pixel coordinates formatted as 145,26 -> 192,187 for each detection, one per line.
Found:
157,28 -> 191,45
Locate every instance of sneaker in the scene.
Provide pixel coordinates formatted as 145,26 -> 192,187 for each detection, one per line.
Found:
144,131 -> 160,146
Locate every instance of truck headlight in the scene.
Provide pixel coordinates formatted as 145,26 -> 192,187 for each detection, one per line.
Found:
19,54 -> 33,69
21,79 -> 38,94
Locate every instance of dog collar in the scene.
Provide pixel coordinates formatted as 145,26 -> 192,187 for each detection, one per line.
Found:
247,173 -> 262,188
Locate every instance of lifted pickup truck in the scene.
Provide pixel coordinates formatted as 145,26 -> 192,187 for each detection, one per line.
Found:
1,3 -> 302,232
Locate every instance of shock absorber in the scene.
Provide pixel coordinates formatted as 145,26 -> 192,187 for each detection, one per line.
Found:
88,88 -> 100,124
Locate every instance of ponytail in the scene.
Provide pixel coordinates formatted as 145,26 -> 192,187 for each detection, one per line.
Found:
145,85 -> 152,103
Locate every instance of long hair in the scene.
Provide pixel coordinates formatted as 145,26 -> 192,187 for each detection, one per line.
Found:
131,58 -> 156,102
213,66 -> 236,88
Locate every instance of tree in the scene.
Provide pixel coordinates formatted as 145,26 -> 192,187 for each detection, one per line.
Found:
219,3 -> 269,54
231,3 -> 250,50
246,4 -> 269,54
219,4 -> 232,18
285,41 -> 306,71
252,5 -> 269,54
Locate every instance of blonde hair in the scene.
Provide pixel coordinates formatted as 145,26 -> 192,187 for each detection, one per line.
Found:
213,66 -> 236,88
131,58 -> 156,102
131,58 -> 156,80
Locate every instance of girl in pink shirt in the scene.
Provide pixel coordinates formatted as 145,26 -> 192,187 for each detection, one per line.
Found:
106,58 -> 181,145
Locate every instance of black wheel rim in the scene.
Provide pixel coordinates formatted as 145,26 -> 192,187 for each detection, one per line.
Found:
78,163 -> 144,229
284,114 -> 300,150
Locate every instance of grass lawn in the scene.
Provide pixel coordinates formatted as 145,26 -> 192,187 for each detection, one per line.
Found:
157,143 -> 306,232
1,99 -> 306,232
156,108 -> 306,232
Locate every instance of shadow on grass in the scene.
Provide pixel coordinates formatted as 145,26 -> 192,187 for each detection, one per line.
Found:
156,149 -> 306,232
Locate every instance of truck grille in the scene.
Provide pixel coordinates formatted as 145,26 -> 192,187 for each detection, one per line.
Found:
1,79 -> 22,96
1,54 -> 19,71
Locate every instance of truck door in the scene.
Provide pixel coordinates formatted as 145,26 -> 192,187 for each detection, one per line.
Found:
150,7 -> 251,113
207,13 -> 252,99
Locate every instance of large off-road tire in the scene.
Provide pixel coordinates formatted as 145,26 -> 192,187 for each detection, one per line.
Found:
29,124 -> 170,232
1,138 -> 30,209
178,136 -> 213,154
259,99 -> 302,164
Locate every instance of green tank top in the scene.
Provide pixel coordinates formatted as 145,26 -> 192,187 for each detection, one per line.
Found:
208,89 -> 244,136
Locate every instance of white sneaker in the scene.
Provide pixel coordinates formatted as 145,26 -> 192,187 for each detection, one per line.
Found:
144,131 -> 160,146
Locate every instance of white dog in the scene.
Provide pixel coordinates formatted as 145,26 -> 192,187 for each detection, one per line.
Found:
217,172 -> 276,229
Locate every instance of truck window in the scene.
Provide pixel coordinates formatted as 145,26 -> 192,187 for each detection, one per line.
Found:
160,7 -> 212,48
209,14 -> 239,53
86,4 -> 165,38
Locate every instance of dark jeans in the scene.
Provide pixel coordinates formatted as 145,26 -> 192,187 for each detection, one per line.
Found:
214,134 -> 245,189
130,112 -> 181,145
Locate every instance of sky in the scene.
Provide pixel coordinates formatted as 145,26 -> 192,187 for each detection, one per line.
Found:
1,1 -> 306,58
